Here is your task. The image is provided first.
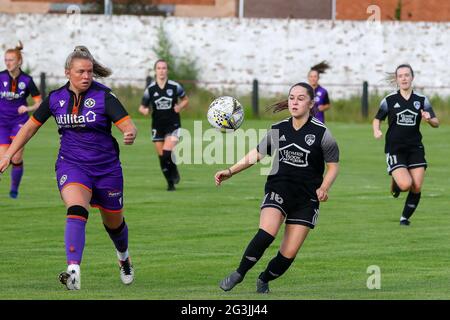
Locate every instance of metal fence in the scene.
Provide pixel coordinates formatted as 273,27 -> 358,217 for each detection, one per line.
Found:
39,73 -> 450,119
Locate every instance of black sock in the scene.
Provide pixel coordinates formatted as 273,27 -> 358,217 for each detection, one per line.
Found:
236,229 -> 275,277
259,251 -> 295,283
162,150 -> 177,182
159,154 -> 172,184
402,192 -> 421,220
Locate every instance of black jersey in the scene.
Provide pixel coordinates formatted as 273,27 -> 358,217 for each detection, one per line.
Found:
375,90 -> 436,153
141,79 -> 186,127
257,116 -> 339,191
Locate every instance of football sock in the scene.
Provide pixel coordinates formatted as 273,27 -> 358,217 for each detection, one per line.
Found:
104,219 -> 129,254
117,249 -> 129,262
236,228 -> 275,277
259,251 -> 295,282
401,191 -> 421,220
10,161 -> 24,194
162,150 -> 177,181
65,206 -> 89,265
159,154 -> 172,183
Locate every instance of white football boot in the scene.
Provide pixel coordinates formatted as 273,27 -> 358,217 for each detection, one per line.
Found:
59,264 -> 81,290
117,252 -> 134,285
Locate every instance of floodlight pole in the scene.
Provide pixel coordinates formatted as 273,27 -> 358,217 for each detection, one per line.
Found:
331,0 -> 336,21
105,0 -> 113,15
238,0 -> 244,18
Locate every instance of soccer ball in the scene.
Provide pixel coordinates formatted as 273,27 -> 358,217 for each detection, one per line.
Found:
207,96 -> 244,131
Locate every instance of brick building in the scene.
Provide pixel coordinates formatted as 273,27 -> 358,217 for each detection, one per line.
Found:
1,0 -> 449,21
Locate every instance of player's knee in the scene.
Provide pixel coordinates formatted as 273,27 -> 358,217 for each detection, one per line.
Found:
67,205 -> 89,220
11,160 -> 23,167
397,180 -> 412,191
279,248 -> 297,260
11,156 -> 23,165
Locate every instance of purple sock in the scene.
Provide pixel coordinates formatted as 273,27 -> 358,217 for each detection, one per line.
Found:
65,217 -> 87,265
104,220 -> 128,254
10,162 -> 24,193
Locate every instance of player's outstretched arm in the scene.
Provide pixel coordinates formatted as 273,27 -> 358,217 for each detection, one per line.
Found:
0,119 -> 41,173
215,148 -> 264,186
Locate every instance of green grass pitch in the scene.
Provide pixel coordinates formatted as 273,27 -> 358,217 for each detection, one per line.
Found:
0,118 -> 448,299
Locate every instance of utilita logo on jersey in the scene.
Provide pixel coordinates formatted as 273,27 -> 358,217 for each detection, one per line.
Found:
0,90 -> 25,100
56,111 -> 97,128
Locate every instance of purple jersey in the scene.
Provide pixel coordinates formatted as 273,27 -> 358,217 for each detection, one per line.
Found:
32,81 -> 129,175
312,85 -> 330,123
0,69 -> 40,124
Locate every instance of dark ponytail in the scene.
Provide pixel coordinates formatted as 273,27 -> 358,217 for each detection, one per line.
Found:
266,82 -> 315,113
310,61 -> 331,74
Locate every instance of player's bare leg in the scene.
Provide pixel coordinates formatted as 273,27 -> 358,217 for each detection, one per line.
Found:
391,167 -> 411,199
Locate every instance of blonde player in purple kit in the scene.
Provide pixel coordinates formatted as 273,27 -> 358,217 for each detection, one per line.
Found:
0,46 -> 137,290
0,41 -> 41,198
307,61 -> 331,123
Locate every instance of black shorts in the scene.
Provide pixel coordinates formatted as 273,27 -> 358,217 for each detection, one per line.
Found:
386,146 -> 427,175
260,184 -> 319,229
151,123 -> 180,142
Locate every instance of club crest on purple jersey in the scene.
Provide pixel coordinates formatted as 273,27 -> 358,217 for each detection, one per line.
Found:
84,98 -> 96,108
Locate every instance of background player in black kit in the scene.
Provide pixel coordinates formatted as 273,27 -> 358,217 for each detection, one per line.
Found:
139,59 -> 189,191
373,64 -> 439,226
215,83 -> 339,293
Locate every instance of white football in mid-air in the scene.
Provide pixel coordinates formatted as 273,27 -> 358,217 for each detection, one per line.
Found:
207,96 -> 244,131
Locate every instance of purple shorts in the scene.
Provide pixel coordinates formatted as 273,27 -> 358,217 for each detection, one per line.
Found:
56,159 -> 124,213
0,123 -> 25,145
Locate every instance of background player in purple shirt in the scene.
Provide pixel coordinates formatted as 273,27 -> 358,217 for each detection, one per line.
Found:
0,41 -> 41,198
308,61 -> 331,123
0,46 -> 137,290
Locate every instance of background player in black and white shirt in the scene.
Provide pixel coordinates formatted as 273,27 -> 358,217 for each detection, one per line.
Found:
373,64 -> 439,226
215,83 -> 339,293
139,59 -> 189,191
